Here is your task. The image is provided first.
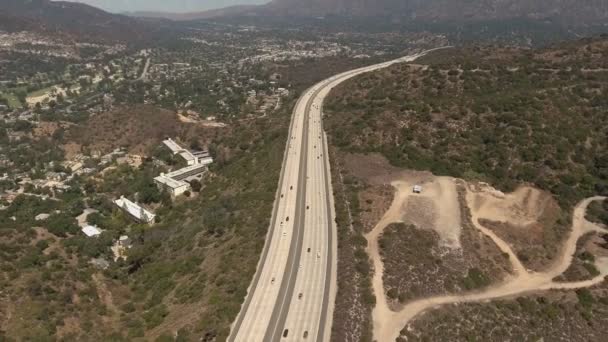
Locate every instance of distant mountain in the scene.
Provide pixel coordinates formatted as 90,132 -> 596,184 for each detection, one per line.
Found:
127,5 -> 259,21
172,0 -> 608,26
0,0 -> 163,43
61,0 -> 266,13
265,0 -> 608,24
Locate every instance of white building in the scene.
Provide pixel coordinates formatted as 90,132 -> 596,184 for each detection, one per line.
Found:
82,225 -> 102,237
155,139 -> 213,197
192,151 -> 214,165
154,174 -> 190,197
114,196 -> 155,224
35,213 -> 50,221
62,161 -> 83,173
118,235 -> 131,247
165,163 -> 207,181
163,138 -> 199,166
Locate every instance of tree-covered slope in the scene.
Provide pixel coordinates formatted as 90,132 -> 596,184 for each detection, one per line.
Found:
326,38 -> 608,207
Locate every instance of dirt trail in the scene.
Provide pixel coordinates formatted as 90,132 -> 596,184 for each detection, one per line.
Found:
365,177 -> 461,340
465,188 -> 527,277
366,179 -> 608,341
76,208 -> 98,228
366,181 -> 407,342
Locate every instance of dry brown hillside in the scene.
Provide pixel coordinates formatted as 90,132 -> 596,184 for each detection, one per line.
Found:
66,105 -> 182,155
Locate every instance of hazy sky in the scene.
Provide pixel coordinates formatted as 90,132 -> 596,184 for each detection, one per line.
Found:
59,0 -> 268,13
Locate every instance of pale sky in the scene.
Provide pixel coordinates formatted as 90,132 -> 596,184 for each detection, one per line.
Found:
58,0 -> 267,13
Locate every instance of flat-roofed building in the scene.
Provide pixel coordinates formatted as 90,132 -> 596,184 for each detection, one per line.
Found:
156,138 -> 213,198
166,163 -> 207,181
192,150 -> 214,165
154,174 -> 190,197
162,138 -> 183,153
179,150 -> 197,166
163,138 -> 199,165
82,225 -> 102,237
114,196 -> 155,224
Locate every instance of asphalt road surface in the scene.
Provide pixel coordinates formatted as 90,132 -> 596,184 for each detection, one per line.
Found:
228,49 -> 446,342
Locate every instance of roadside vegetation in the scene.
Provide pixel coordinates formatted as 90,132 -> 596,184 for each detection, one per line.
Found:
329,149 -> 375,342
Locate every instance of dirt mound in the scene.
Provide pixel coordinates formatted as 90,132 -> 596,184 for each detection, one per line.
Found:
466,183 -> 565,271
468,184 -> 552,227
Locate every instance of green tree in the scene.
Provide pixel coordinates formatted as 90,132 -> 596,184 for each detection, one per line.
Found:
190,179 -> 202,192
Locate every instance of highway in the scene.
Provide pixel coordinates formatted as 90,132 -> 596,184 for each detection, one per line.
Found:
228,48 -> 447,342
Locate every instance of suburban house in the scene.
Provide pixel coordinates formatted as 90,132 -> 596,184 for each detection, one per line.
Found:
82,225 -> 102,237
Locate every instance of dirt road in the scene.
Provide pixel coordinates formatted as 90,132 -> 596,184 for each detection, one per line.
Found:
366,178 -> 607,341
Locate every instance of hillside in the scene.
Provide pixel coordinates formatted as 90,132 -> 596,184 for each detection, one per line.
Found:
127,6 -> 259,21
326,37 -> 608,207
0,100 -> 292,341
66,105 -> 183,155
324,37 -> 608,341
0,0 -> 163,43
264,0 -> 608,24
180,0 -> 608,26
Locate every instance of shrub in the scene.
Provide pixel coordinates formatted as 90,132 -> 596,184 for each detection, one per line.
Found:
46,213 -> 79,237
576,288 -> 595,308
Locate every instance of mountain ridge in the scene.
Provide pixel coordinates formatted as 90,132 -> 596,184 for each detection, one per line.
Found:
0,0 -> 165,43
148,0 -> 608,25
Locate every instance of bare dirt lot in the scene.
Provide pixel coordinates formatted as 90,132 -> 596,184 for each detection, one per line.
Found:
469,184 -> 567,271
379,180 -> 512,308
363,168 -> 608,341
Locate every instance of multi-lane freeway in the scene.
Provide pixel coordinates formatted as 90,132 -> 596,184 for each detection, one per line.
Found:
228,49 -> 445,342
